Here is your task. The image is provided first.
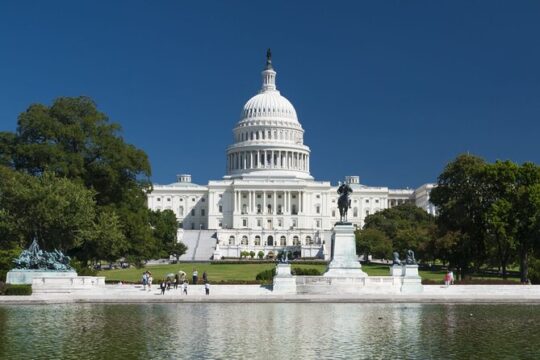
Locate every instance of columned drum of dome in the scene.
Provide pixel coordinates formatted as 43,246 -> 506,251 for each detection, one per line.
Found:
224,51 -> 312,180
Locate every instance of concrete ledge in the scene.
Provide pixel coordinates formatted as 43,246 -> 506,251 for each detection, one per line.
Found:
2,284 -> 540,305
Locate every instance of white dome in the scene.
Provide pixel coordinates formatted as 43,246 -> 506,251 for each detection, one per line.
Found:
241,91 -> 298,122
224,50 -> 312,181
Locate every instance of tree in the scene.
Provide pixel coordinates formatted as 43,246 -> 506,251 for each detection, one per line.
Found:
169,242 -> 188,263
430,154 -> 489,278
0,97 -> 160,262
355,228 -> 392,261
91,209 -> 129,265
482,161 -> 520,278
149,209 -> 181,259
362,203 -> 435,261
514,163 -> 540,282
0,167 -> 96,252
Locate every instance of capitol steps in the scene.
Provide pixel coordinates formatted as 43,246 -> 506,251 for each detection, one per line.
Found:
179,230 -> 217,261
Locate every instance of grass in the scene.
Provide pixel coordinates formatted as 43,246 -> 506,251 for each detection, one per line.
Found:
98,262 -> 520,284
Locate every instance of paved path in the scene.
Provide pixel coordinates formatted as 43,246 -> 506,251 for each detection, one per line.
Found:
2,284 -> 540,305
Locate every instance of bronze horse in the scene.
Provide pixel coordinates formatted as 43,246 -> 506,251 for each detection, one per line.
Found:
337,183 -> 353,223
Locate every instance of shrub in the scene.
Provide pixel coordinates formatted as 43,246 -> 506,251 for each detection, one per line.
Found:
528,258 -> 540,284
291,268 -> 322,276
70,260 -> 98,276
257,251 -> 264,259
249,251 -> 255,259
2,284 -> 32,296
255,268 -> 276,282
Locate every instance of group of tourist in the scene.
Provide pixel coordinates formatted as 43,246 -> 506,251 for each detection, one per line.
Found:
143,268 -> 210,295
141,271 -> 153,291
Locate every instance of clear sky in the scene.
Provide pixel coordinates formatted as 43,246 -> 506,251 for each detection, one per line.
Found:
1,1 -> 539,188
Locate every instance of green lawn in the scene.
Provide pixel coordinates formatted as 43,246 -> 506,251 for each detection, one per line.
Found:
98,262 -> 519,284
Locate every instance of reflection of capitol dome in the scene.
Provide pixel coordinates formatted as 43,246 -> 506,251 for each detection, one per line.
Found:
225,50 -> 312,180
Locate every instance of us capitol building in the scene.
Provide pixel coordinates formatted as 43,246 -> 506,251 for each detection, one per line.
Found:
147,51 -> 436,260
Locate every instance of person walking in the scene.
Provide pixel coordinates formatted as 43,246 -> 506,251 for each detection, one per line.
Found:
142,272 -> 148,291
444,271 -> 451,288
205,282 -> 210,296
183,280 -> 188,295
147,272 -> 153,292
160,280 -> 166,295
192,269 -> 198,285
174,274 -> 179,289
202,271 -> 208,284
449,270 -> 455,285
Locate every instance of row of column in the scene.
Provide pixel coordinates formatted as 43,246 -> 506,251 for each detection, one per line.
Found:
228,150 -> 309,172
233,190 -> 305,215
236,129 -> 298,142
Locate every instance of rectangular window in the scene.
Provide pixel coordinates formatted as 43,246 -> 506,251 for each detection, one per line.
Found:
257,219 -> 262,227
242,219 -> 247,227
201,209 -> 205,216
316,220 -> 321,228
191,209 -> 195,216
219,205 -> 222,213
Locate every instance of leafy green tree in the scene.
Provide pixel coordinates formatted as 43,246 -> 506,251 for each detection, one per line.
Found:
482,161 -> 520,278
169,242 -> 188,263
363,203 -> 435,261
514,163 -> 540,282
149,209 -> 180,259
355,228 -> 392,261
430,154 -> 489,278
92,209 -> 128,265
0,167 -> 96,252
0,97 -> 162,262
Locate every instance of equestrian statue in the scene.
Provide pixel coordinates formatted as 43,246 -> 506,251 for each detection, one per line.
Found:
337,182 -> 353,223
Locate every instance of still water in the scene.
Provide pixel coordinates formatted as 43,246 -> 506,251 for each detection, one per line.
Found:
0,303 -> 539,359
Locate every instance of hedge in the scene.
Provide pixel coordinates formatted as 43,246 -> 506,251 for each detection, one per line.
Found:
2,284 -> 32,296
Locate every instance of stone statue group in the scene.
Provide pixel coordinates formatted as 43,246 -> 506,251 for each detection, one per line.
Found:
13,239 -> 73,271
392,250 -> 417,265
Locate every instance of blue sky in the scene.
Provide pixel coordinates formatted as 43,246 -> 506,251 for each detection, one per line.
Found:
1,1 -> 539,188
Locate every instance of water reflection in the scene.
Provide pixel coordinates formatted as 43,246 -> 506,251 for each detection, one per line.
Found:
0,303 -> 539,359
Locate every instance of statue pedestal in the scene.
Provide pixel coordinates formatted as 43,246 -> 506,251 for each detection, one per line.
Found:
273,263 -> 296,294
389,265 -> 403,277
324,224 -> 367,278
400,265 -> 423,293
6,269 -> 77,285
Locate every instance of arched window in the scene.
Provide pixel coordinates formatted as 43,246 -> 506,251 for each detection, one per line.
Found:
353,207 -> 358,217
241,236 -> 248,245
306,236 -> 313,245
267,236 -> 274,246
179,206 -> 184,216
254,236 -> 261,246
229,236 -> 235,245
293,236 -> 300,246
280,236 -> 286,246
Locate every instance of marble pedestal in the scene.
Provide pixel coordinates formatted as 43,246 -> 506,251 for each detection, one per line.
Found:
273,263 -> 297,294
6,269 -> 77,285
389,265 -> 403,276
324,224 -> 367,278
400,265 -> 423,293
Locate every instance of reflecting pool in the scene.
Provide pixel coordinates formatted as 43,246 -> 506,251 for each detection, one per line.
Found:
0,303 -> 539,359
